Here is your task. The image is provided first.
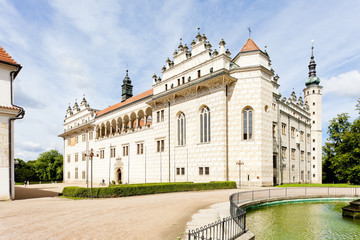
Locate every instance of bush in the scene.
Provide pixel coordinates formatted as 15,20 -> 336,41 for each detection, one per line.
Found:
62,181 -> 236,198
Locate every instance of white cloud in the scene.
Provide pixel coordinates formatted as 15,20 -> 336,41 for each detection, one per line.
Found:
322,70 -> 360,97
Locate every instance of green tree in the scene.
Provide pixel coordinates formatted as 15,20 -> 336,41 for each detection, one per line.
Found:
14,158 -> 37,182
323,108 -> 360,184
34,150 -> 63,181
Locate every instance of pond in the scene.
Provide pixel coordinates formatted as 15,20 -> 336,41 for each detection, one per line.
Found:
246,199 -> 360,240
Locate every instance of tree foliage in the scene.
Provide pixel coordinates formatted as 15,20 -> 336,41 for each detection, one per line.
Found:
15,150 -> 63,182
323,100 -> 360,184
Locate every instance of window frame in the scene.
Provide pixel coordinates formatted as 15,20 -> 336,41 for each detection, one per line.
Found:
200,106 -> 211,143
243,107 -> 253,140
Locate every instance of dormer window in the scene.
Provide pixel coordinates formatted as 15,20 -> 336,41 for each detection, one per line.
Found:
210,67 -> 213,73
178,79 -> 180,86
165,84 -> 168,91
182,77 -> 185,84
171,84 -> 174,89
197,70 -> 201,78
188,76 -> 191,82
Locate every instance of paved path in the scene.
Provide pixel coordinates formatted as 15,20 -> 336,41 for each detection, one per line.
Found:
0,184 -> 244,240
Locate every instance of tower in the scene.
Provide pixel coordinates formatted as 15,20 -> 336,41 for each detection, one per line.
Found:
121,70 -> 133,102
303,42 -> 322,183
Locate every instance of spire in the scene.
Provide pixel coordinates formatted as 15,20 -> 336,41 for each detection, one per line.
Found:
308,40 -> 316,78
122,70 -> 133,102
305,40 -> 320,87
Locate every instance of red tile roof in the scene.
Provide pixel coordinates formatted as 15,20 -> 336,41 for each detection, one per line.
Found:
0,46 -> 19,66
0,105 -> 20,110
96,89 -> 153,117
240,38 -> 260,52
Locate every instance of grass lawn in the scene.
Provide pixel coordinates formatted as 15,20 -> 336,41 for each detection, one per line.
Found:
276,183 -> 360,188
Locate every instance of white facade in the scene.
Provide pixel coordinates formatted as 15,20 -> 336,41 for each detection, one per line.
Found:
0,47 -> 23,200
60,32 -> 322,187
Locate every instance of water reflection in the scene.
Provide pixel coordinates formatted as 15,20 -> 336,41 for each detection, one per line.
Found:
246,200 -> 360,240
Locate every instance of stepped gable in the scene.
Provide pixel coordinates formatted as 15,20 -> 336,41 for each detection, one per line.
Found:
0,45 -> 19,66
240,38 -> 260,52
96,89 -> 153,117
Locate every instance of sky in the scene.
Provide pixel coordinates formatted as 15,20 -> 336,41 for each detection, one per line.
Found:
0,0 -> 359,161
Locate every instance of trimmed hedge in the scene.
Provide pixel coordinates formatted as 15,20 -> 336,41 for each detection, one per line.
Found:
62,181 -> 236,198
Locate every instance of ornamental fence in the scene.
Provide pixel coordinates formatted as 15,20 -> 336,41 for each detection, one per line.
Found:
188,187 -> 360,240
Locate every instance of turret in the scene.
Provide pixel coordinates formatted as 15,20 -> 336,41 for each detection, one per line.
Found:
121,70 -> 133,102
303,41 -> 322,184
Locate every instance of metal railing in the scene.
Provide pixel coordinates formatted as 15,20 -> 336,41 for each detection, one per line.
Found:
188,209 -> 246,240
188,187 -> 360,240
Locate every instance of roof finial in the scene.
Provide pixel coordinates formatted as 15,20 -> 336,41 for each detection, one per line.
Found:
311,39 -> 314,57
247,26 -> 252,38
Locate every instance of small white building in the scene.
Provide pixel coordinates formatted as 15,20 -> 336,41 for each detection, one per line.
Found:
0,45 -> 24,200
59,31 -> 322,187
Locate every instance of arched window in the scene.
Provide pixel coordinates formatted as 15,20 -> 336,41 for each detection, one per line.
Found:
200,107 -> 210,143
177,113 -> 186,146
243,107 -> 253,140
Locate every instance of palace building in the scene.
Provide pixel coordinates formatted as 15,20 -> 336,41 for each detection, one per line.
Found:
59,31 -> 322,187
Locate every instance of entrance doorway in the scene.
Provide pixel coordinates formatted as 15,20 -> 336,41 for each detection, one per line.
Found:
116,168 -> 122,184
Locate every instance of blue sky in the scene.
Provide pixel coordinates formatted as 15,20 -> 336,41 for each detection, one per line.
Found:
1,0 -> 359,161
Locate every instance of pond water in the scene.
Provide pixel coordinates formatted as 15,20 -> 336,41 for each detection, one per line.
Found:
246,199 -> 360,240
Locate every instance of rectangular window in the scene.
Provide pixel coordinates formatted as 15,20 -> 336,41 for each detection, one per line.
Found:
300,131 -> 304,141
67,155 -> 70,163
301,171 -> 304,181
111,147 -> 116,158
89,132 -> 93,140
181,168 -> 185,175
273,124 -> 276,138
165,84 -> 168,91
292,164 -> 295,171
67,172 -> 70,179
282,147 -> 287,159
75,153 -> 78,162
67,138 -> 70,146
182,77 -> 185,84
177,78 -> 180,86
197,70 -> 201,78
205,167 -> 209,175
82,133 -> 86,142
75,167 -> 78,179
307,134 -> 310,142
82,171 -> 86,179
291,127 -> 295,138
282,123 -> 286,135
137,143 -> 144,155
100,149 -> 105,159
291,148 -> 296,160
157,111 -> 160,123
75,136 -> 79,144
313,165 -> 315,168
157,140 -> 165,152
82,153 -> 85,161
123,145 -> 129,156
307,152 -> 311,162
199,167 -> 203,175
161,110 -> 164,121
176,168 -> 180,175
301,151 -> 304,161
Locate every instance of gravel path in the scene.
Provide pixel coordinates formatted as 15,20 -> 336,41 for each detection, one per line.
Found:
0,184 -> 241,240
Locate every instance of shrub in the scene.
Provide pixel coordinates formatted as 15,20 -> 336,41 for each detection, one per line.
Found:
62,181 -> 236,198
